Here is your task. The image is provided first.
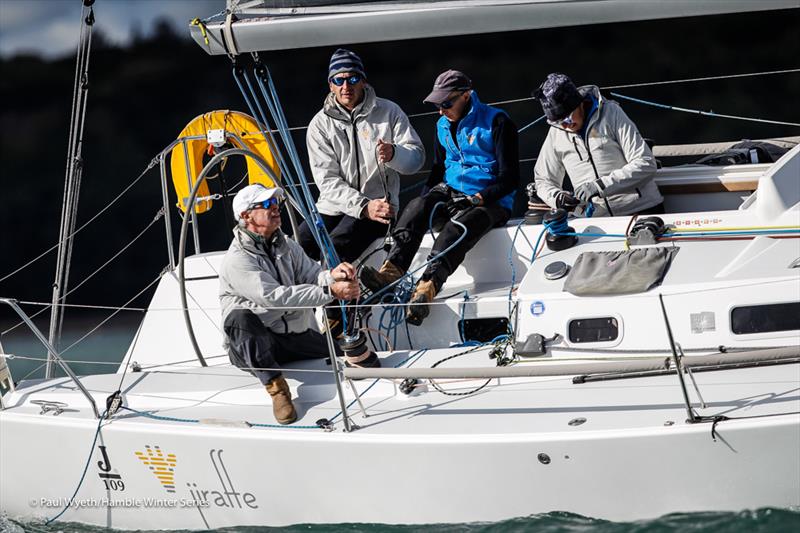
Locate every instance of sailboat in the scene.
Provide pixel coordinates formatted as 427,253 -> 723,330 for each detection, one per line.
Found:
1,1 -> 798,529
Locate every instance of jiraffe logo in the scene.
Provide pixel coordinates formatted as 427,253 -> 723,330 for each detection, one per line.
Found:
135,445 -> 177,493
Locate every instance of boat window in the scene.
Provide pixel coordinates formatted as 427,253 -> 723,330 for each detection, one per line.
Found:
730,302 -> 800,335
568,318 -> 619,343
459,318 -> 509,343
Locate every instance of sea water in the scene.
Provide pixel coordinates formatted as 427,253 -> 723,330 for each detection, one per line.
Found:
3,509 -> 800,532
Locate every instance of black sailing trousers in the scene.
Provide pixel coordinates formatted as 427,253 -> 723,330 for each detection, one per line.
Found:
223,309 -> 341,385
386,188 -> 510,292
296,213 -> 388,263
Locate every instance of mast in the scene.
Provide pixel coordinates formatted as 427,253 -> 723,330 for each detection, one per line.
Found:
46,0 -> 96,377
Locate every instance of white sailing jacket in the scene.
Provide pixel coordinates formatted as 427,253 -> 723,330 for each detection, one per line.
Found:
534,86 -> 662,216
219,227 -> 333,346
306,85 -> 425,218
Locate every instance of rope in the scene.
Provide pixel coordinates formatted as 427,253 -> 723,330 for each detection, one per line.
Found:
329,348 -> 429,423
2,210 -> 164,336
610,92 -> 800,127
0,156 -> 158,284
602,68 -> 800,90
121,405 -> 320,430
47,2 -> 98,367
46,410 -> 107,524
59,274 -> 163,356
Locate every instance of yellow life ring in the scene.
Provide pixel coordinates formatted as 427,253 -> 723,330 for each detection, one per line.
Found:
170,110 -> 281,214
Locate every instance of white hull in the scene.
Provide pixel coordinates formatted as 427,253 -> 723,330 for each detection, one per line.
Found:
2,360 -> 798,529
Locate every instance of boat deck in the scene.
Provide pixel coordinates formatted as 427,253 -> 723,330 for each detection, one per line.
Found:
4,347 -> 798,439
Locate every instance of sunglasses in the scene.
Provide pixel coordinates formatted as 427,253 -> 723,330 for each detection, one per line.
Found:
330,74 -> 363,86
248,197 -> 280,210
436,92 -> 463,110
548,114 -> 576,128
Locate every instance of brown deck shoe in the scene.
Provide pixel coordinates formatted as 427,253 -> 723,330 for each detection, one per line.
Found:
265,375 -> 297,425
360,260 -> 404,293
406,279 -> 437,326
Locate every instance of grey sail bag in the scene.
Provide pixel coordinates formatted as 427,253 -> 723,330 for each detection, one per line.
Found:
563,247 -> 678,296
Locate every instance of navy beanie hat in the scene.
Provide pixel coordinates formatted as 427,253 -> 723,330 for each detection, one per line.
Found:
328,48 -> 366,80
533,73 -> 584,122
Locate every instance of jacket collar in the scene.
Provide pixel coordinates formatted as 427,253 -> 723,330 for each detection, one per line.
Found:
234,226 -> 286,256
323,84 -> 376,123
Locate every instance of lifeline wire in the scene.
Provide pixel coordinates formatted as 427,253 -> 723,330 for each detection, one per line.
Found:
610,92 -> 800,127
0,156 -> 158,284
2,209 -> 164,337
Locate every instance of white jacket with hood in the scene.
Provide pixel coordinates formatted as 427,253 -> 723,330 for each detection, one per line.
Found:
534,86 -> 662,216
219,226 -> 334,347
306,85 -> 425,218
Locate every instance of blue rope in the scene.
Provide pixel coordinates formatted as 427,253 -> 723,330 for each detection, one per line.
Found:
517,114 -> 547,133
46,411 -> 108,524
530,226 -> 548,264
610,92 -> 800,128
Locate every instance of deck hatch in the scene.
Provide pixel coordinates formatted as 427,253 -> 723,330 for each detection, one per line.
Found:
459,317 -> 509,343
568,317 -> 619,343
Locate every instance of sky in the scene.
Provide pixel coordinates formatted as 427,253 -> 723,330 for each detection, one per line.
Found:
0,0 -> 225,59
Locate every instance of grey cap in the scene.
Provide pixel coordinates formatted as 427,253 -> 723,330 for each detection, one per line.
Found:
423,69 -> 472,105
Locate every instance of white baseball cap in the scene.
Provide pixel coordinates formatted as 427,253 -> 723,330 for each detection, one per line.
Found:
232,184 -> 285,222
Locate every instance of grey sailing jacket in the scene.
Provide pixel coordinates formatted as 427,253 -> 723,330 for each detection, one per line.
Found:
306,85 -> 425,218
219,227 -> 333,344
534,86 -> 662,216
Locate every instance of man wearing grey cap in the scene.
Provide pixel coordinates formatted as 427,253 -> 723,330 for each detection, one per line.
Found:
219,183 -> 380,425
532,73 -> 662,216
361,70 -> 519,326
297,48 -> 425,264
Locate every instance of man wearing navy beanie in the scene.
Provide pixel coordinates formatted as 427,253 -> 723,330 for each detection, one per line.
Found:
298,48 -> 424,269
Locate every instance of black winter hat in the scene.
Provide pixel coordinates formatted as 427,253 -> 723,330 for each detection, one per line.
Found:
533,73 -> 584,122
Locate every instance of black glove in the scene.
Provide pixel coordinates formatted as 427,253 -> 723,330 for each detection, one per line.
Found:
429,182 -> 450,195
445,193 -> 476,217
555,190 -> 580,211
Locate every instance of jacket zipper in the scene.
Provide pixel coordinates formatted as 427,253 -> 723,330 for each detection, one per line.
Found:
576,117 -> 614,216
351,115 -> 363,191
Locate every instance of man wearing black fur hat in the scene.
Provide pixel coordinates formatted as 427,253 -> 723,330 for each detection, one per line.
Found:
532,73 -> 663,216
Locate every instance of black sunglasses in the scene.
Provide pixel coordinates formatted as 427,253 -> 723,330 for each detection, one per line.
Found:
436,92 -> 463,110
330,74 -> 363,86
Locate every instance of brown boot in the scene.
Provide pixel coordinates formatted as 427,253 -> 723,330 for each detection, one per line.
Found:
265,376 -> 297,425
360,260 -> 404,293
406,279 -> 437,326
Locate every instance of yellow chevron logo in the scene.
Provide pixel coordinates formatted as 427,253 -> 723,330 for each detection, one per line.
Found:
135,445 -> 177,493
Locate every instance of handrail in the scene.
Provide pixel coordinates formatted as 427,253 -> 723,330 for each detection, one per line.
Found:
0,298 -> 101,419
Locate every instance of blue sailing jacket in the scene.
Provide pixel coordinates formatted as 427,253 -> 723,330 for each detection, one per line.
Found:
437,92 -> 514,211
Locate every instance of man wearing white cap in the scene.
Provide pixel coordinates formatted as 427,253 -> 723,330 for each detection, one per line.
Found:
219,184 -> 380,425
